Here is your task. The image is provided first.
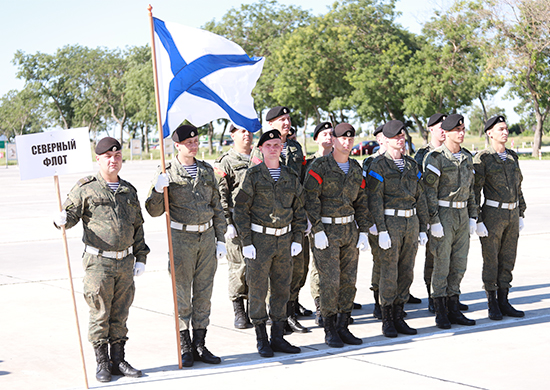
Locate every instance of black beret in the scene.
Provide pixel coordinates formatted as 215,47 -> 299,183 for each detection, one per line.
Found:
333,123 -> 355,138
313,121 -> 332,140
373,125 -> 384,136
258,129 -> 281,147
289,127 -> 296,136
428,113 -> 447,127
172,124 -> 198,142
266,106 -> 290,121
229,124 -> 237,133
441,114 -> 464,131
383,120 -> 405,138
95,137 -> 121,155
484,115 -> 506,132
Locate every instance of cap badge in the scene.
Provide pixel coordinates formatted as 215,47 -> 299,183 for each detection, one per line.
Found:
191,131 -> 195,137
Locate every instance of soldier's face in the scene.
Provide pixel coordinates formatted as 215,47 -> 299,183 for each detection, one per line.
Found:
387,132 -> 405,151
488,123 -> 508,143
259,138 -> 282,159
333,136 -> 354,155
231,128 -> 252,148
429,123 -> 446,143
315,129 -> 333,148
175,136 -> 199,158
269,114 -> 291,136
96,150 -> 122,177
446,124 -> 465,144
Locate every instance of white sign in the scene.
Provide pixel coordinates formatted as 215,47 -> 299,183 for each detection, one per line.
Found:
130,139 -> 141,156
164,137 -> 174,155
15,128 -> 93,180
6,143 -> 17,161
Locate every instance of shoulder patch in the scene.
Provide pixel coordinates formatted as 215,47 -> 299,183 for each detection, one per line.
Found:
214,166 -> 227,177
368,170 -> 384,183
252,156 -> 263,165
426,164 -> 441,176
425,172 -> 438,185
308,170 -> 323,185
77,176 -> 95,187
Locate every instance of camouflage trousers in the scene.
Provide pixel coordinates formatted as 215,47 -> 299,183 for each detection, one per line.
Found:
82,252 -> 135,348
247,232 -> 292,324
226,235 -> 248,301
378,216 -> 419,306
313,223 -> 359,317
369,232 -> 381,291
480,206 -> 520,291
289,235 -> 307,302
423,238 -> 435,287
309,235 -> 320,299
429,207 -> 470,298
170,227 -> 217,331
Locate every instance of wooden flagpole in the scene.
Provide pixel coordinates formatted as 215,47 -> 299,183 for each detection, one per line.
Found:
147,4 -> 183,369
54,175 -> 89,389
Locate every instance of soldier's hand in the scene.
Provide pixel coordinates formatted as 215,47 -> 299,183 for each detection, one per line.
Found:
476,222 -> 489,237
133,262 -> 146,277
378,231 -> 392,250
369,224 -> 378,236
53,210 -> 67,227
519,217 -> 525,232
469,218 -> 477,235
224,224 -> 238,240
356,232 -> 369,251
242,244 -> 256,259
418,232 -> 428,246
314,231 -> 329,250
430,223 -> 444,238
216,242 -> 227,260
154,173 -> 169,193
291,242 -> 303,256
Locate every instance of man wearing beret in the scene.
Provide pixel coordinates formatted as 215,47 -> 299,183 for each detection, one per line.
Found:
54,137 -> 149,382
366,121 -> 429,337
213,124 -> 254,329
233,129 -> 307,357
423,114 -> 477,329
303,123 -> 370,348
146,124 -> 227,367
474,115 -> 526,320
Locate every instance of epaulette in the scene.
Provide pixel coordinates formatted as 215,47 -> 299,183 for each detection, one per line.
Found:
77,175 -> 95,187
215,152 -> 229,163
248,164 -> 262,174
461,147 -> 473,157
404,154 -> 416,164
508,148 -> 519,159
282,164 -> 299,178
121,179 -> 137,192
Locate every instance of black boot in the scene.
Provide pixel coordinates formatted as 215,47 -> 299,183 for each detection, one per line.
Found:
314,297 -> 324,326
192,329 -> 221,364
433,297 -> 451,329
373,290 -> 382,320
233,298 -> 253,329
381,305 -> 397,338
393,303 -> 417,335
427,284 -> 435,314
295,299 -> 313,316
254,323 -> 274,357
93,344 -> 111,382
323,314 -> 344,348
498,288 -> 525,317
270,321 -> 301,354
110,341 -> 142,378
336,312 -> 362,345
459,300 -> 469,311
180,330 -> 194,367
286,301 -> 308,333
447,295 -> 475,326
486,290 -> 503,320
407,294 -> 422,304
353,302 -> 362,310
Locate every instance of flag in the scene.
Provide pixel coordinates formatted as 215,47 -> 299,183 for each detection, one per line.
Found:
153,17 -> 265,138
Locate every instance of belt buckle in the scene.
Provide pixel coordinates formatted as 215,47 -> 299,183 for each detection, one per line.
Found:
116,251 -> 124,259
505,203 -> 513,210
405,210 -> 411,217
199,224 -> 206,233
275,228 -> 282,236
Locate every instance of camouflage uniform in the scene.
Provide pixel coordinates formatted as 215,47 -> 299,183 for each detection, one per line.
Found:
145,158 -> 226,331
474,146 -> 526,291
423,145 -> 477,298
62,173 -> 150,347
233,162 -> 307,324
367,152 -> 429,306
303,153 -> 370,317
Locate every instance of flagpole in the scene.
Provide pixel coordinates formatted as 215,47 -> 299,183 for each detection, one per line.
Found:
54,175 -> 89,389
148,4 -> 183,369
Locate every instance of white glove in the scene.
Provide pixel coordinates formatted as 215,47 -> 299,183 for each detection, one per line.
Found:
216,242 -> 227,260
154,173 -> 169,193
224,224 -> 238,240
305,218 -> 312,236
133,262 -> 146,277
369,224 -> 378,235
54,210 -> 67,227
519,217 -> 524,232
242,244 -> 256,259
291,242 -> 303,256
476,222 -> 489,237
314,231 -> 329,250
469,218 -> 477,235
431,223 -> 444,238
418,232 -> 428,246
378,231 -> 392,250
356,232 -> 369,251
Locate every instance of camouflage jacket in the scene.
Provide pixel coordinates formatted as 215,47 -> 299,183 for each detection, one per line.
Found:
366,152 -> 429,233
233,162 -> 307,247
250,138 -> 307,180
414,143 -> 435,173
62,172 -> 150,263
145,157 -> 226,242
304,150 -> 325,177
473,145 -> 526,223
423,144 -> 478,224
362,149 -> 383,175
303,153 -> 370,234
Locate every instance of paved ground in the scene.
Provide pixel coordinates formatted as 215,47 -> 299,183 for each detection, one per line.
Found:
1,158 -> 549,390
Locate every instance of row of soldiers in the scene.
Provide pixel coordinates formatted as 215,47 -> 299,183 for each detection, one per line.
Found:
54,106 -> 526,383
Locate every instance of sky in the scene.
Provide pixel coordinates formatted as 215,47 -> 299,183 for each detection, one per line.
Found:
0,0 -> 518,123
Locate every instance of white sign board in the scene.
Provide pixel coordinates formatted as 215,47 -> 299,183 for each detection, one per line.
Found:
130,139 -> 141,156
6,143 -> 17,161
164,137 -> 174,155
15,128 -> 93,180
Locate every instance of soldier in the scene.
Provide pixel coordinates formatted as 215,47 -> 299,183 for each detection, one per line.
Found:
233,129 -> 307,357
366,121 -> 429,337
214,124 -> 254,329
303,123 -> 370,348
54,137 -> 149,382
146,124 -> 227,367
423,114 -> 477,329
474,115 -> 526,320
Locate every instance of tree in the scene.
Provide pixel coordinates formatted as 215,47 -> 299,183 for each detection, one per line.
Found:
0,88 -> 47,140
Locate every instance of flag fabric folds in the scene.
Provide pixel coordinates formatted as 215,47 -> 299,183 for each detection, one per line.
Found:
153,17 -> 265,138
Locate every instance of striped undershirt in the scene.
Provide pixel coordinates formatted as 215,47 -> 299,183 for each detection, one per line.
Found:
268,167 -> 281,182
337,161 -> 350,174
394,158 -> 405,172
106,182 -> 119,192
281,142 -> 287,158
498,151 -> 507,161
183,163 -> 198,179
452,152 -> 462,160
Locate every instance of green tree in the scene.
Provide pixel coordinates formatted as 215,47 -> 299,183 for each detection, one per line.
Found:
0,88 -> 47,140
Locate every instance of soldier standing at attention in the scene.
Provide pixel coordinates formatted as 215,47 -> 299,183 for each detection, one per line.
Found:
304,123 -> 370,348
474,115 -> 526,320
423,114 -> 477,329
214,124 -> 254,329
233,129 -> 307,357
366,121 -> 429,337
54,137 -> 149,382
146,124 -> 227,367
